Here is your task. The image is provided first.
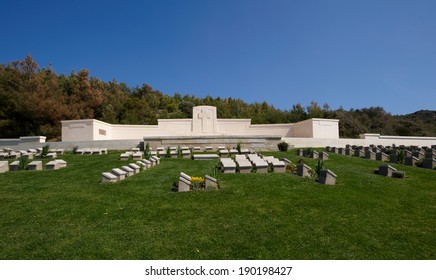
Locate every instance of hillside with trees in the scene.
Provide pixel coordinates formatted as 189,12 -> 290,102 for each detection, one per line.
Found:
1,56 -> 435,140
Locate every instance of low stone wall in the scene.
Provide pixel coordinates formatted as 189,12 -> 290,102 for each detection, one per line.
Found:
0,136 -> 47,148
282,134 -> 436,148
0,139 -> 143,151
143,135 -> 282,151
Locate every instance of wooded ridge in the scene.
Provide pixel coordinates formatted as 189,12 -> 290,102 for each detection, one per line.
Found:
1,56 -> 435,140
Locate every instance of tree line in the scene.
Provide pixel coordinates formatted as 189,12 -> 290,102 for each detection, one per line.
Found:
1,56 -> 434,140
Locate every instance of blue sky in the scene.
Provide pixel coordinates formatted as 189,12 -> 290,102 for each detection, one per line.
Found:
1,0 -> 435,115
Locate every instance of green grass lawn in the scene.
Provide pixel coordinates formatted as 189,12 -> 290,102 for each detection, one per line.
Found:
0,150 -> 435,260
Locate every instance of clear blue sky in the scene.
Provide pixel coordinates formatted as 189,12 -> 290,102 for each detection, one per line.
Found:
1,0 -> 435,115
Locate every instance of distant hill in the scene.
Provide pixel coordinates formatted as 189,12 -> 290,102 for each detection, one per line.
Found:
1,56 -> 435,139
392,110 -> 436,137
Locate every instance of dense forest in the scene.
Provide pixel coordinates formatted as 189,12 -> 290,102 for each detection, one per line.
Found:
1,56 -> 435,140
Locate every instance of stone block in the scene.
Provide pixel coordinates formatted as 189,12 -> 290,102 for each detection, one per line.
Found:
376,152 -> 388,161
281,158 -> 292,166
365,150 -> 376,160
404,156 -> 419,166
91,148 -> 102,155
271,160 -> 286,173
422,158 -> 436,169
140,159 -> 152,168
319,152 -> 329,160
121,166 -> 135,177
205,175 -> 218,189
237,160 -> 252,173
0,161 -> 9,173
112,168 -> 127,180
54,159 -> 67,168
151,156 -> 161,164
45,160 -> 60,170
21,152 -> 34,160
128,163 -> 141,173
102,172 -> 118,183
379,164 -> 396,177
318,169 -> 337,185
311,151 -> 319,159
9,161 -> 20,171
170,150 -> 178,158
221,158 -> 236,173
9,152 -> 20,159
132,152 -> 143,160
425,149 -> 435,159
149,158 -> 157,166
389,153 -> 398,163
254,161 -> 269,173
412,150 -> 425,160
219,149 -> 229,157
178,172 -> 191,192
120,153 -> 130,160
297,163 -> 312,177
193,154 -> 220,160
182,150 -> 191,158
136,161 -> 147,169
27,161 -> 43,171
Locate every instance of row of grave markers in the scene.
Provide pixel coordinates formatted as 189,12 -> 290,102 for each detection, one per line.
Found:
0,148 -> 63,160
326,145 -> 436,169
0,159 -> 67,173
219,153 -> 286,173
101,156 -> 161,183
74,148 -> 107,155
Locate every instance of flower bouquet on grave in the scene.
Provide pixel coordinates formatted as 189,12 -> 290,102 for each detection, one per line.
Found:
191,176 -> 205,190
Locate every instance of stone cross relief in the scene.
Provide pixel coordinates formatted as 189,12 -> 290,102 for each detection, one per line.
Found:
198,109 -> 212,133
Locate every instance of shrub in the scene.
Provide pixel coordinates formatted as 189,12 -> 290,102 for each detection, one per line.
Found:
41,144 -> 50,158
397,149 -> 405,164
210,164 -> 218,178
315,159 -> 324,179
177,145 -> 182,158
286,163 -> 297,174
166,147 -> 171,158
144,142 -> 150,160
72,146 -> 78,155
18,156 -> 29,171
236,142 -> 241,154
278,142 -> 289,152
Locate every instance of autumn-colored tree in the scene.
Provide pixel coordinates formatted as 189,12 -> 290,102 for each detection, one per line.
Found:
0,56 -> 434,139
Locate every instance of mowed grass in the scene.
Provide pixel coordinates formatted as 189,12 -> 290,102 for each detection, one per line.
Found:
0,150 -> 435,260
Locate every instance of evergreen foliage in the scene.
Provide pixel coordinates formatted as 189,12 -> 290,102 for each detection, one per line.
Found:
1,56 -> 435,140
